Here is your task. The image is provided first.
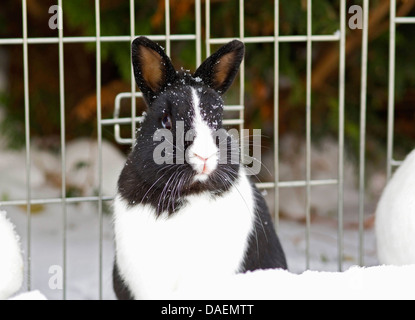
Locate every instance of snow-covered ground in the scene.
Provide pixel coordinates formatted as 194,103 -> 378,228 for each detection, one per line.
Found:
0,138 -> 380,300
174,265 -> 415,300
4,204 -> 379,300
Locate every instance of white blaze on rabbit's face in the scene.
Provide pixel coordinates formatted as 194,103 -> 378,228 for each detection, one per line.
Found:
187,88 -> 219,182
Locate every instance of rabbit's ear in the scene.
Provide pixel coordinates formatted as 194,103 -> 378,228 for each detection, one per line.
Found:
194,40 -> 244,94
132,37 -> 176,103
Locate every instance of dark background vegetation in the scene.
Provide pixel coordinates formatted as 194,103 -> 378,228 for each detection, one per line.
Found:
0,0 -> 414,166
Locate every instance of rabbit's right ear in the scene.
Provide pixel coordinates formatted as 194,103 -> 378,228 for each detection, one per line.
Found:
132,37 -> 176,103
194,40 -> 244,94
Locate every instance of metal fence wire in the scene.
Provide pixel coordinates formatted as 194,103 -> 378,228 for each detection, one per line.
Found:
0,0 -> 410,299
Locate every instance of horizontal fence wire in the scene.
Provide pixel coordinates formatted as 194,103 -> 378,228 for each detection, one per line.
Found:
0,34 -> 344,46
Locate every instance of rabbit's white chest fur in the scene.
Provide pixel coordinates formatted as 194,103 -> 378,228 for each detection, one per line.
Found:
113,172 -> 255,299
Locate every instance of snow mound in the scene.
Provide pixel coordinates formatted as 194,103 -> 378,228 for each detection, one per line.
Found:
9,290 -> 47,300
0,210 -> 23,300
376,149 -> 415,265
174,265 -> 415,300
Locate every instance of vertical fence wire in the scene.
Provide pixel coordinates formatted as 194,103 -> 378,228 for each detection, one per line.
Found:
21,0 -> 32,292
195,0 -> 202,67
94,0 -> 103,300
57,0 -> 67,299
239,0 -> 245,159
358,0 -> 369,267
387,0 -> 396,181
305,0 -> 313,270
337,0 -> 346,271
205,0 -> 211,57
273,0 -> 280,229
130,0 -> 136,143
165,0 -> 171,57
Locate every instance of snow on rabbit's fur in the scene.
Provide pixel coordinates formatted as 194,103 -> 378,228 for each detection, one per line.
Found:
0,210 -> 23,299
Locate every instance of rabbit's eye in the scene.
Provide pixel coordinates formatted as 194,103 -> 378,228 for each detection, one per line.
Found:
161,114 -> 172,130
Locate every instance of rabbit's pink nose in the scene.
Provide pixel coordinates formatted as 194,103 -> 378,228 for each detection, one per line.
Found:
194,153 -> 208,162
193,153 -> 214,174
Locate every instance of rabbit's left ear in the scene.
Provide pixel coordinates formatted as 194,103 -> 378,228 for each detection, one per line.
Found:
132,37 -> 176,103
194,40 -> 244,94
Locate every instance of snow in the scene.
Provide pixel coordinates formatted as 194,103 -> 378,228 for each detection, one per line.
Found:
174,265 -> 415,300
0,137 -> 387,300
9,290 -> 47,300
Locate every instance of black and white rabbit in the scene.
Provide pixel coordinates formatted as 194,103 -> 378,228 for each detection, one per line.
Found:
113,37 -> 287,300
